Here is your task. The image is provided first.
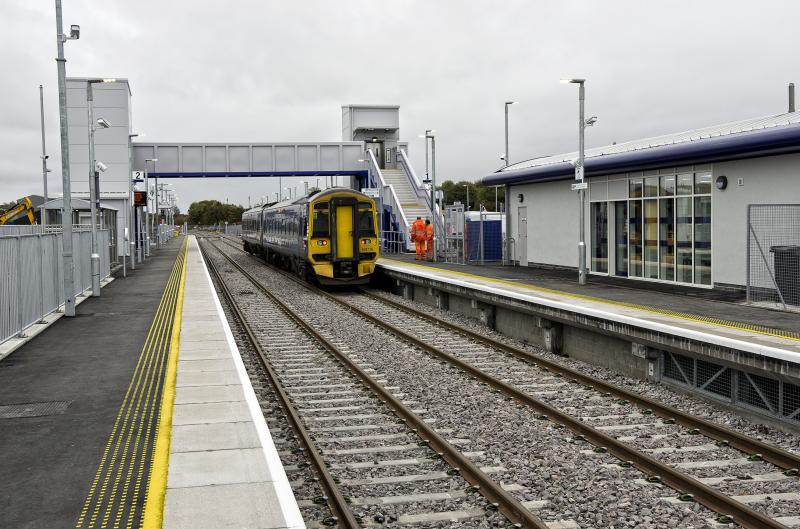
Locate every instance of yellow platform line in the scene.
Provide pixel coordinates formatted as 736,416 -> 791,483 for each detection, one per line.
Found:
380,258 -> 800,343
141,239 -> 187,529
75,239 -> 187,529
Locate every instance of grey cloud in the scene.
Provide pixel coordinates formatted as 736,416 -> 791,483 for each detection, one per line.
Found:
1,0 -> 798,209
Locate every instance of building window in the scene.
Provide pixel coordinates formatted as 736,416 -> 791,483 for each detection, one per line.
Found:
644,199 -> 659,279
591,202 -> 608,273
614,202 -> 628,277
594,166 -> 711,286
629,200 -> 643,277
659,198 -> 675,281
694,195 -> 712,285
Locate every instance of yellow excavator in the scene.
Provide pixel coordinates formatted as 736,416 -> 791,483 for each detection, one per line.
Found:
0,197 -> 37,225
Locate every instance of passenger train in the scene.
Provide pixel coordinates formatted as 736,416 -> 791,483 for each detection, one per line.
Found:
241,188 -> 379,285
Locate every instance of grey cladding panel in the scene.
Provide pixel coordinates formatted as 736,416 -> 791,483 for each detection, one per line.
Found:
229,146 -> 250,172
608,179 -> 628,201
275,146 -> 296,171
252,146 -> 274,171
156,146 -> 180,172
320,145 -> 341,170
206,146 -> 227,172
342,145 -> 363,168
133,145 -> 155,171
182,146 -> 203,172
298,146 -> 318,171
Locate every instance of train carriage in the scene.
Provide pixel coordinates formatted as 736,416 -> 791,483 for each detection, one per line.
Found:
242,188 -> 379,285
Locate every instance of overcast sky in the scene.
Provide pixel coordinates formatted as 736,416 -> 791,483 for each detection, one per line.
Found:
2,0 -> 798,210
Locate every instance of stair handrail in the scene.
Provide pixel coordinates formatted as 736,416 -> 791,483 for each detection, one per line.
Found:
398,148 -> 445,243
367,149 -> 411,250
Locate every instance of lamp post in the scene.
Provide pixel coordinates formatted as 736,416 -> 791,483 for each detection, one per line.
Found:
39,85 -> 50,228
562,78 -> 588,285
86,79 -> 113,297
54,1 -> 80,316
416,130 -> 438,259
144,158 -> 157,256
463,183 -> 470,212
504,101 -> 518,167
128,133 -> 139,271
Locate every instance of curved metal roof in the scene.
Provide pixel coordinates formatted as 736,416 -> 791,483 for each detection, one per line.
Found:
482,112 -> 800,186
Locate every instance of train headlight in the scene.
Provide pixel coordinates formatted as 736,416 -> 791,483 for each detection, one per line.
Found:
316,240 -> 329,246
360,238 -> 371,245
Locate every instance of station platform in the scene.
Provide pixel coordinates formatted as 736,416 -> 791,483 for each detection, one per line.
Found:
377,255 -> 800,383
0,235 -> 303,529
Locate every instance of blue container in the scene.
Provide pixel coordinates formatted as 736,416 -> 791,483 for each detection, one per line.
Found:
465,219 -> 502,262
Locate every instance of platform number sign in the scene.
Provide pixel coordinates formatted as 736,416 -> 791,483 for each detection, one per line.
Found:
132,170 -> 144,183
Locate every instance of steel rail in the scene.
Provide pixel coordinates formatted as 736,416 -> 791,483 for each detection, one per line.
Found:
204,239 -> 549,529
358,289 -> 800,471
230,248 -> 789,529
220,235 -> 800,469
199,240 -> 361,528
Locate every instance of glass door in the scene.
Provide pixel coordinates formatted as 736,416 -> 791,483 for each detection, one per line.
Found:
614,201 -> 628,277
591,202 -> 608,273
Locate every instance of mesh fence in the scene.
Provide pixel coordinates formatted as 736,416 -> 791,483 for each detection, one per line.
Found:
661,350 -> 800,424
747,204 -> 800,311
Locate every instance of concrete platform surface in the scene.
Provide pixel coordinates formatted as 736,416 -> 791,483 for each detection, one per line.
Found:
0,238 -> 184,529
378,256 -> 800,361
162,236 -> 304,529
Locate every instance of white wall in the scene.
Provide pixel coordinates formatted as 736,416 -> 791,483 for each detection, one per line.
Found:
509,179 -> 581,267
508,153 -> 800,288
712,153 -> 800,286
66,79 -> 132,198
66,79 -> 132,259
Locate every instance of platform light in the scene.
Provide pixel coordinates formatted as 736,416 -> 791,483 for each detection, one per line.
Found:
69,24 -> 80,39
561,77 -> 588,285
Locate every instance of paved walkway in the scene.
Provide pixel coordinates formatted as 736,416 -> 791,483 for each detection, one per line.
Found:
162,236 -> 303,529
0,238 -> 184,529
379,256 -> 800,361
383,253 -> 800,334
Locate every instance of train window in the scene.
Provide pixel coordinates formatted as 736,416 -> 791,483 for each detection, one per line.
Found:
312,207 -> 330,237
357,209 -> 375,236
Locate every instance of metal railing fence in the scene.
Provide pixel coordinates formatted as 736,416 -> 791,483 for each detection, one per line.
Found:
746,204 -> 800,311
0,229 -> 111,345
379,229 -> 408,256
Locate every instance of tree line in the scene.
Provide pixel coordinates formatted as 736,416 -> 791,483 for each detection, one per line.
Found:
187,200 -> 245,225
438,180 -> 505,211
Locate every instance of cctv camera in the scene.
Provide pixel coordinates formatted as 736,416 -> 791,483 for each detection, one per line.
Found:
585,116 -> 598,126
95,161 -> 108,173
70,25 -> 80,39
96,118 -> 111,129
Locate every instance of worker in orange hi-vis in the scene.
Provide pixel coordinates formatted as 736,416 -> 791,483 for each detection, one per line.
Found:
424,219 -> 434,261
411,216 -> 425,260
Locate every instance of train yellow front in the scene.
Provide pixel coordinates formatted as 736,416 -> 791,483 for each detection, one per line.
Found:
241,188 -> 379,285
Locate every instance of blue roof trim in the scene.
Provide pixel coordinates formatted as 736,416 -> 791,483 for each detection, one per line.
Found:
480,123 -> 800,186
148,170 -> 369,178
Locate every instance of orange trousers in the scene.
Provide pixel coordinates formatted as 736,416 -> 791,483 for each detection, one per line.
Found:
426,239 -> 433,260
415,239 -> 425,259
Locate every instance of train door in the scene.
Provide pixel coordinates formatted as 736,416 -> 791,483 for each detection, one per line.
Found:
335,205 -> 354,259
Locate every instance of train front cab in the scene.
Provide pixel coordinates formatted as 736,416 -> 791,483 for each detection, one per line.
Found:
308,193 -> 378,285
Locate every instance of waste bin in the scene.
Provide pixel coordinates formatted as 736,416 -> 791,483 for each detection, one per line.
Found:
770,245 -> 800,305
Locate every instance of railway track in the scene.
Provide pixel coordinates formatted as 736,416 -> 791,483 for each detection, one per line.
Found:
211,235 -> 800,529
198,237 -> 571,528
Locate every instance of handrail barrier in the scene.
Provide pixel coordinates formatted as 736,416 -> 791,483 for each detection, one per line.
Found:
0,229 -> 111,346
367,150 -> 411,251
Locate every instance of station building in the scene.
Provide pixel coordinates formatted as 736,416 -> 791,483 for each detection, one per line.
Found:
483,113 -> 800,290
